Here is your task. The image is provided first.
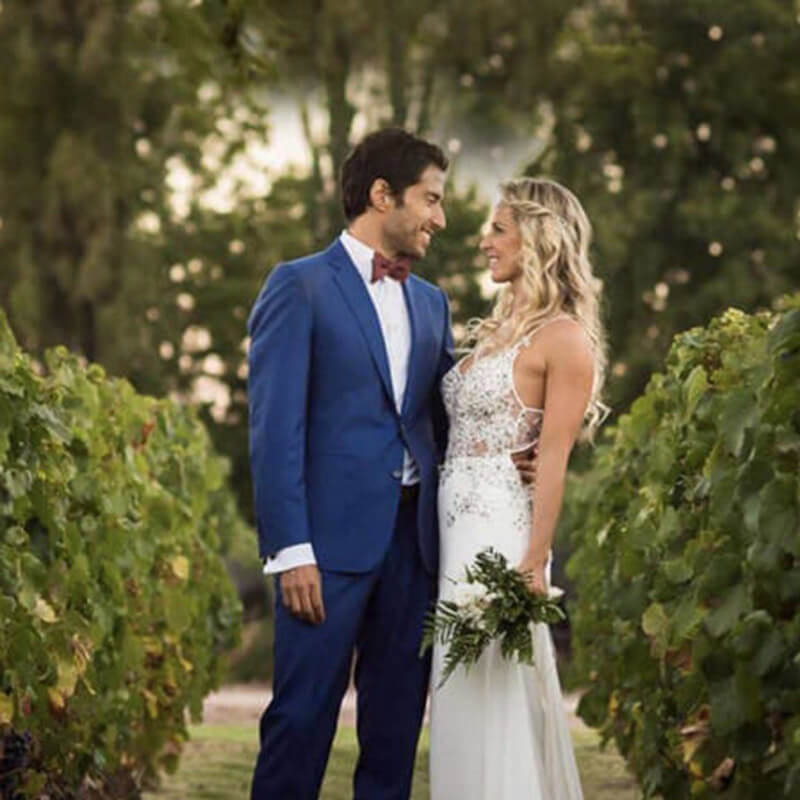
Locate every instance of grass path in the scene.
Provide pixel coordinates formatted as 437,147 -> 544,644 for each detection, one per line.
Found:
144,687 -> 639,799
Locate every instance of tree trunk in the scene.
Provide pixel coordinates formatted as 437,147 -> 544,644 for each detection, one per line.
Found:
416,68 -> 435,135
385,0 -> 406,127
78,298 -> 97,362
322,23 -> 355,237
300,102 -> 328,248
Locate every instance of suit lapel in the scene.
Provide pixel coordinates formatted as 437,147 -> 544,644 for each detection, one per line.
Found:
328,241 -> 395,405
401,278 -> 422,417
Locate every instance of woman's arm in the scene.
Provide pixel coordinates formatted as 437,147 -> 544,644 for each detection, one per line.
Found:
517,321 -> 594,593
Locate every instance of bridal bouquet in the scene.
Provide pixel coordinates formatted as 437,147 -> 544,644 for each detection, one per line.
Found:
420,548 -> 566,687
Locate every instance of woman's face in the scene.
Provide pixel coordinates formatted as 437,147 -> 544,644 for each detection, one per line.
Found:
479,204 -> 522,284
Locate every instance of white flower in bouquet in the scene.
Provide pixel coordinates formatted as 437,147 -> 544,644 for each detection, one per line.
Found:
452,579 -> 489,607
547,585 -> 565,601
452,580 -> 491,627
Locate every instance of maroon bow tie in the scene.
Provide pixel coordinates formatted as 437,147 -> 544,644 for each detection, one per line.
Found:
371,251 -> 411,283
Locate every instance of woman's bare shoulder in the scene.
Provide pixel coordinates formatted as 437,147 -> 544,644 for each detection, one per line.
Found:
517,317 -> 592,366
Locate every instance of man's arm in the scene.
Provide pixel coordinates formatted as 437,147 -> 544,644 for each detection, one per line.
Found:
248,265 -> 313,555
248,266 -> 324,624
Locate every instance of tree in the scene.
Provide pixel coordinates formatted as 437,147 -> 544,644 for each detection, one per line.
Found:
538,0 -> 800,413
229,0 -> 584,246
0,0 -> 249,364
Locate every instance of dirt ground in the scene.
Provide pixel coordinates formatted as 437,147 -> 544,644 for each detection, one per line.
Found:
201,684 -> 586,731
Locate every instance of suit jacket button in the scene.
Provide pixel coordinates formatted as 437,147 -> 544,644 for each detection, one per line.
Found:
391,469 -> 402,480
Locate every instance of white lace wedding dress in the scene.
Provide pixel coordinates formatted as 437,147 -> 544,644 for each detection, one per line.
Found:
429,332 -> 584,800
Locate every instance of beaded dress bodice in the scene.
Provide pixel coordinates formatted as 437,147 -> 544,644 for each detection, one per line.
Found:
441,340 -> 543,461
438,339 -> 543,533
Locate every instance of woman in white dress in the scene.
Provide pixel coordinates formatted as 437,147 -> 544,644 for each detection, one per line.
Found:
429,177 -> 608,799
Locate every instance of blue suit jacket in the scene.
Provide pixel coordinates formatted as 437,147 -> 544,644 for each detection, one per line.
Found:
248,239 -> 454,574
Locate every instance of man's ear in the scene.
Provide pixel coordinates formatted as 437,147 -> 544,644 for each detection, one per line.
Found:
368,178 -> 394,213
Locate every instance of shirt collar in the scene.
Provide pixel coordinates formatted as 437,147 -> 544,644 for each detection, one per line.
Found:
339,230 -> 375,284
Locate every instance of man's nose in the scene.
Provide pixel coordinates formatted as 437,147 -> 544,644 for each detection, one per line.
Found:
432,206 -> 446,231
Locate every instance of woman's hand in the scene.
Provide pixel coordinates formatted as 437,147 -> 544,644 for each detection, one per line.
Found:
517,554 -> 547,596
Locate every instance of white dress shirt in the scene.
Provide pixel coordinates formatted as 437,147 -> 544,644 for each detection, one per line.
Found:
263,230 -> 418,574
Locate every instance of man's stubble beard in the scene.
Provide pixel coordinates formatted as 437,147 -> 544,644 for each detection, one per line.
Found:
385,210 -> 425,261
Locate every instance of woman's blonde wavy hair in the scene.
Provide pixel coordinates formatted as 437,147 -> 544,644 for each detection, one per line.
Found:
468,177 -> 609,439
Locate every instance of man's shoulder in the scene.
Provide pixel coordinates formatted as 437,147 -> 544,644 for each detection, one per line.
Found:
269,244 -> 338,287
276,247 -> 331,276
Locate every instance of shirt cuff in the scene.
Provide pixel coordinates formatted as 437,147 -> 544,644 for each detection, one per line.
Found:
263,543 -> 317,575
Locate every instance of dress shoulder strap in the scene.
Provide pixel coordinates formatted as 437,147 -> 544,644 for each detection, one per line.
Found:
514,314 -> 575,351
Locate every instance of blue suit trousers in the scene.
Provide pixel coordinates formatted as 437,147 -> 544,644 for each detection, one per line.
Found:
250,498 -> 434,799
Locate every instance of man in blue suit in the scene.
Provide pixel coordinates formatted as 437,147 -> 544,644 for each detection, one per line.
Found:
247,128 -> 452,799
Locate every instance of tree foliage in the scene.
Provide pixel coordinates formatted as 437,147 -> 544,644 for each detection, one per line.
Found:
542,0 -> 800,412
564,295 -> 800,798
229,0 -> 581,244
0,0 -> 247,363
0,311 -> 243,798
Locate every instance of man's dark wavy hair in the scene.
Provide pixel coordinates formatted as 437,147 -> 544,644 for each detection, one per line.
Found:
341,128 -> 448,222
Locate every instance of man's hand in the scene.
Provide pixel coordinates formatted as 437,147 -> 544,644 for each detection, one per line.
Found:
280,565 -> 326,625
511,443 -> 538,486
